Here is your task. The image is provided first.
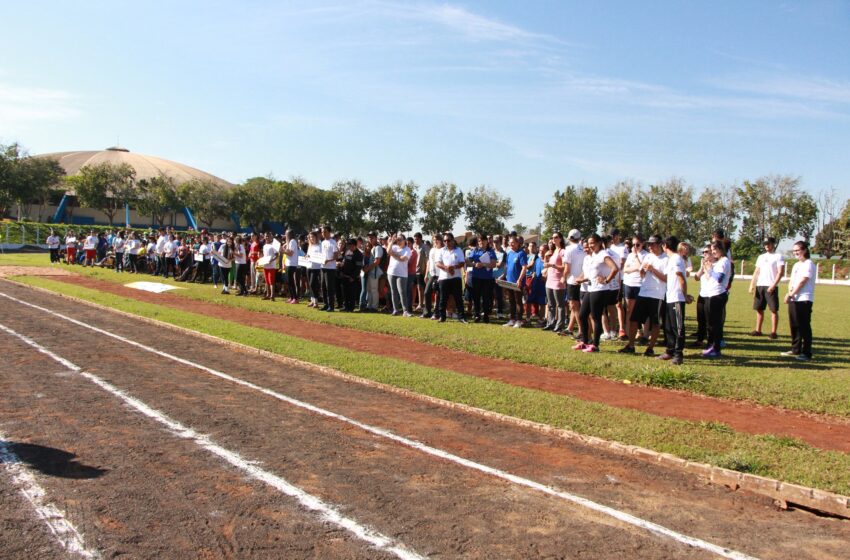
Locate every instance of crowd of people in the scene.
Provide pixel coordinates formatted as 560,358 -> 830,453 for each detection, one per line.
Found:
47,224 -> 818,364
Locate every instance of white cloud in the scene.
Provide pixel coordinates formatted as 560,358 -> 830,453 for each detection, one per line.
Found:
0,83 -> 81,128
711,75 -> 850,104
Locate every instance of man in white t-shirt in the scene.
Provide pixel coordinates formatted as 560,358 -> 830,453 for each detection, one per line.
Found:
655,236 -> 693,365
435,232 -> 467,323
748,236 -> 784,339
320,226 -> 340,311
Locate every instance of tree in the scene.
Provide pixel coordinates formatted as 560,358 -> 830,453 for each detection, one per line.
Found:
511,223 -> 527,235
420,182 -> 464,235
737,175 -> 817,244
280,177 -> 337,232
0,143 -> 64,220
368,181 -> 420,234
689,186 -> 739,245
136,174 -> 179,227
228,177 -> 277,231
463,185 -> 513,236
178,178 -> 228,228
542,185 -> 598,237
643,177 -> 695,241
813,189 -> 844,258
67,162 -> 137,226
599,180 -> 647,236
330,179 -> 372,237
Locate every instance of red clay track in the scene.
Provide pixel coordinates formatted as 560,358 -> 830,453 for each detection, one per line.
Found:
41,274 -> 850,453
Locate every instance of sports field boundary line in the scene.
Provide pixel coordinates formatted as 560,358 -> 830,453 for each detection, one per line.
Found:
8,279 -> 850,520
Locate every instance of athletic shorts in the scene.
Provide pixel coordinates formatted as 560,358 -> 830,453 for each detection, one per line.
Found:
416,273 -> 426,288
753,286 -> 779,313
605,288 -> 619,306
263,268 -> 276,287
624,285 -> 641,300
567,283 -> 581,301
630,296 -> 663,327
85,249 -> 96,260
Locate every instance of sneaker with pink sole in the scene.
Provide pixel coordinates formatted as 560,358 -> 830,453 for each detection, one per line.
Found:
572,342 -> 587,350
582,344 -> 599,353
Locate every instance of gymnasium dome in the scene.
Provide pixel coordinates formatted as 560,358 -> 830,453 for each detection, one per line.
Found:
38,146 -> 234,190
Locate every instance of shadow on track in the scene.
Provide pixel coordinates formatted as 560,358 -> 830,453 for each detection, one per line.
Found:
2,442 -> 108,479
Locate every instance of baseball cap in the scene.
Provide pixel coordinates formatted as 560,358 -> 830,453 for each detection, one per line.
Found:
567,229 -> 581,241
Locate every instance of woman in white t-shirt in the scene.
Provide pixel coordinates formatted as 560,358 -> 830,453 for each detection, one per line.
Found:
573,233 -> 619,353
387,233 -> 412,316
783,240 -> 816,361
261,232 -> 279,301
306,231 -> 324,307
622,235 -> 648,337
697,240 -> 731,357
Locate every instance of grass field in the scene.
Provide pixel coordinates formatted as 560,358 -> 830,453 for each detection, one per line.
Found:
7,273 -> 850,495
4,253 -> 847,418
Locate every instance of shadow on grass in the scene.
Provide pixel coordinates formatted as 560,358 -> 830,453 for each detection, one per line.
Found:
3,442 -> 107,479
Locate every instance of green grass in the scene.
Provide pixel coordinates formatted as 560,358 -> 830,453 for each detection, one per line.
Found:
9,275 -> 850,495
4,252 -> 850,417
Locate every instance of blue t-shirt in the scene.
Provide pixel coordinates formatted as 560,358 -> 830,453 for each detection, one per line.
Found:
534,256 -> 545,277
470,248 -> 497,280
505,249 -> 528,283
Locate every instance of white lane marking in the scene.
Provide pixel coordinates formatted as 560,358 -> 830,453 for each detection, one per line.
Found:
0,433 -> 99,559
0,291 -> 759,560
0,322 -> 423,560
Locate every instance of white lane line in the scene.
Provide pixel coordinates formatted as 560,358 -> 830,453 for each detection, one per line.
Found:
0,291 -> 759,560
0,434 -> 99,559
0,322 -> 424,560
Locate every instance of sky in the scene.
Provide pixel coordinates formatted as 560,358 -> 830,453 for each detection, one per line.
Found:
1,0 -> 849,231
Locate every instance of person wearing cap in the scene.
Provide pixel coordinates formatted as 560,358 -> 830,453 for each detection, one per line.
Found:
782,240 -> 815,361
619,235 -> 667,356
749,236 -> 784,339
562,229 -> 586,336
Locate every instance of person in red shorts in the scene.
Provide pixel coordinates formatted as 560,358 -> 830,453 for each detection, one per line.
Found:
64,230 -> 78,265
83,230 -> 98,267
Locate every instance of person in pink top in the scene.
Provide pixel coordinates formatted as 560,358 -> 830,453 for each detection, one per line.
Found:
542,231 -> 567,333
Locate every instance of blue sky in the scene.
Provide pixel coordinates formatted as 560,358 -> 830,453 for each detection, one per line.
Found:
2,0 -> 849,230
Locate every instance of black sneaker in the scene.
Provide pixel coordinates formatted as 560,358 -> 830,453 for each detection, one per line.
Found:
643,348 -> 655,357
482,316 -> 490,324
617,346 -> 635,354
672,357 -> 683,365
542,324 -> 554,331
459,318 -> 469,324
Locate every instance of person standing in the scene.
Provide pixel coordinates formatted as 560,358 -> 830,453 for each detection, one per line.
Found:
340,238 -> 364,312
82,230 -> 98,267
46,230 -> 60,263
64,230 -> 78,265
320,226 -> 340,311
422,236 -> 442,319
283,229 -> 301,304
656,236 -> 691,365
563,229 -> 586,337
501,235 -> 528,328
363,232 -> 384,312
468,235 -> 496,323
306,231 -> 324,307
698,240 -> 732,358
435,232 -> 467,323
261,231 -> 279,301
573,234 -> 619,353
619,235 -> 667,356
749,236 -> 784,339
782,241 -> 816,361
387,233 -> 412,316
491,235 -> 507,319
542,232 -> 567,332
233,235 -> 248,295
412,233 -> 427,312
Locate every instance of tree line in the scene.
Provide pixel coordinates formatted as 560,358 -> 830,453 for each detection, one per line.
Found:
1,142 -> 848,259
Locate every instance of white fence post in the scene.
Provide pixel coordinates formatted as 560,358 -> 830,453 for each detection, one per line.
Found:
740,259 -> 745,276
816,263 -> 820,283
834,264 -> 837,282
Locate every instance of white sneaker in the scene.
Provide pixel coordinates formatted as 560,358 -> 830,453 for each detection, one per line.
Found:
504,320 -> 515,327
600,332 -> 611,341
403,312 -> 413,317
497,313 -> 504,319
513,320 -> 524,328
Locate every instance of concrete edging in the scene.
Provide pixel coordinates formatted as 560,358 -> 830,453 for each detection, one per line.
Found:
11,279 -> 850,519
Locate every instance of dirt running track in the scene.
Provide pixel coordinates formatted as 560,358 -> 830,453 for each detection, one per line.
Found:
0,282 -> 848,558
48,274 -> 850,453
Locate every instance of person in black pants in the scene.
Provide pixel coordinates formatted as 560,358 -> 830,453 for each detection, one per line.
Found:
783,240 -> 816,361
435,233 -> 467,323
574,234 -> 619,352
340,238 -> 363,311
